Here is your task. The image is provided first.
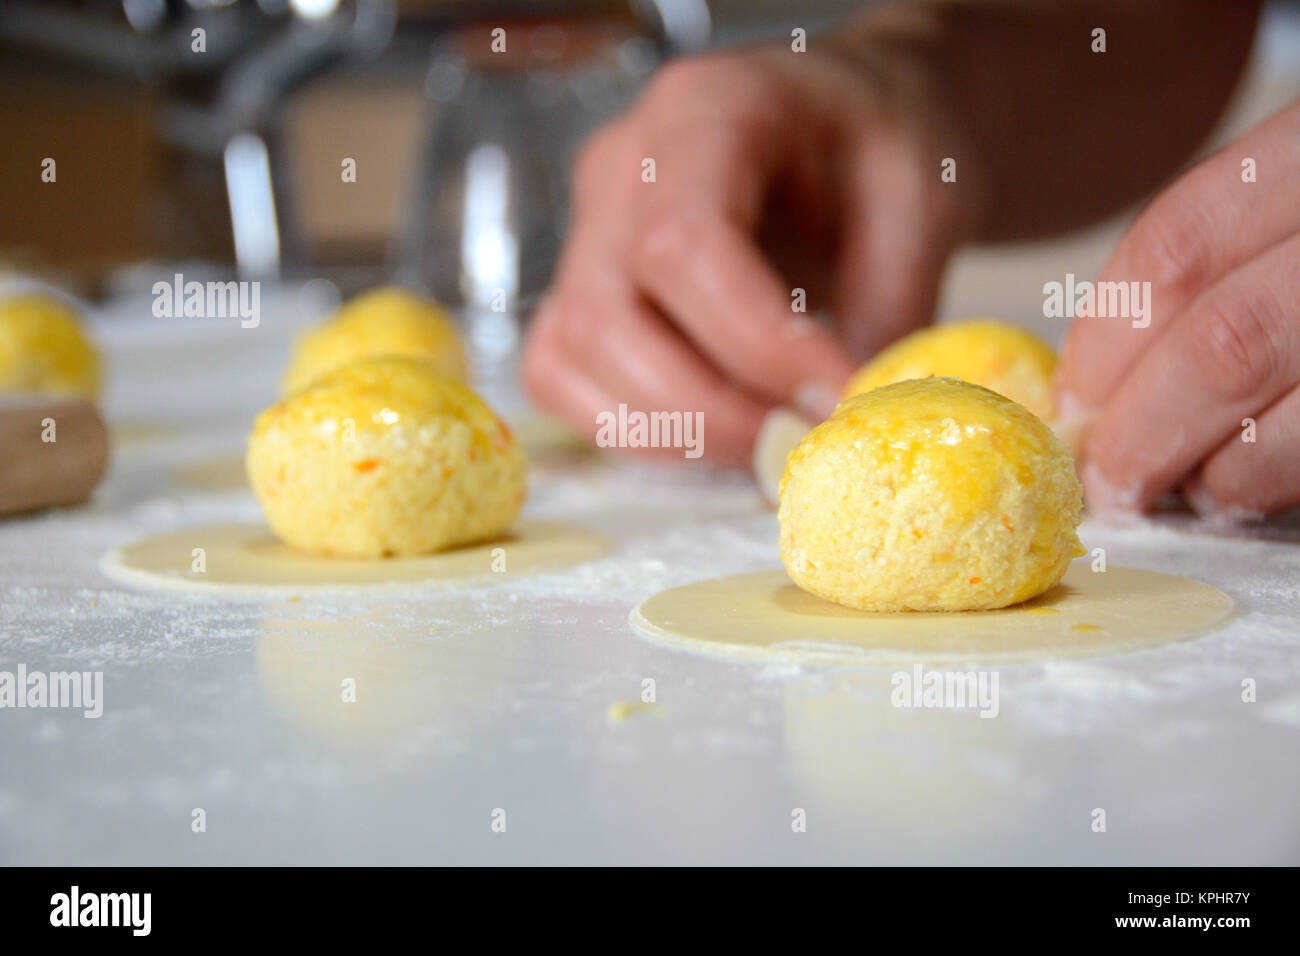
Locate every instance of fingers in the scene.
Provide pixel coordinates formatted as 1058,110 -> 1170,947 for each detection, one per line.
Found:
521,312 -> 619,442
627,74 -> 857,413
632,213 -> 856,414
524,283 -> 769,467
832,127 -> 959,360
527,49 -> 965,461
1058,101 -> 1300,410
537,54 -> 861,438
1184,382 -> 1300,520
1080,231 -> 1300,513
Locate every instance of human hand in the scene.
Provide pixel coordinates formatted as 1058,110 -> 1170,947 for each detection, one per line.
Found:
522,48 -> 973,465
1057,100 -> 1300,519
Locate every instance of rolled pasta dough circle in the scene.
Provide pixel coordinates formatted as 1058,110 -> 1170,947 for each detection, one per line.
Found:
630,564 -> 1233,665
102,519 -> 607,593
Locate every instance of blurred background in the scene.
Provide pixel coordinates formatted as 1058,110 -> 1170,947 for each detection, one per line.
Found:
0,1 -> 867,299
1,0 -> 1297,337
1,2 -> 1298,868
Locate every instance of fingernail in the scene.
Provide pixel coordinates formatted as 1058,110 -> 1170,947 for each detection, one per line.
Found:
1053,386 -> 1092,421
1182,474 -> 1219,518
780,316 -> 817,340
1080,460 -> 1141,519
793,381 -> 839,421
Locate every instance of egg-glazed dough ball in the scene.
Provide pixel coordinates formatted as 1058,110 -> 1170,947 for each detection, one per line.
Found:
248,357 -> 526,558
843,319 -> 1057,422
0,295 -> 101,398
282,286 -> 468,394
780,378 -> 1082,612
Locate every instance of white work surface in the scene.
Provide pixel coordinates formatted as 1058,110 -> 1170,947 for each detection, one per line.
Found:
1,285 -> 1297,865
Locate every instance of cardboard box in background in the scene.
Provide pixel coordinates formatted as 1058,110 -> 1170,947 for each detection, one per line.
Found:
283,73 -> 426,267
0,52 -> 165,286
0,48 -> 428,289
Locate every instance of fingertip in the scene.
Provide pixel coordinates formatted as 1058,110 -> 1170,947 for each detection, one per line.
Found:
520,324 -> 559,409
1049,382 -> 1097,458
1079,459 -> 1144,520
1182,473 -> 1218,518
716,394 -> 772,467
1182,473 -> 1266,528
778,319 -> 856,415
792,381 -> 840,421
1055,322 -> 1111,411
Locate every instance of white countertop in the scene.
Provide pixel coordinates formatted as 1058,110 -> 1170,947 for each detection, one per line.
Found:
1,285 -> 1297,865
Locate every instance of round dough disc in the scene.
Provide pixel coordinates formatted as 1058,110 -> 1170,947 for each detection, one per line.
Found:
630,564 -> 1233,665
111,420 -> 181,447
173,454 -> 247,492
102,519 -> 607,593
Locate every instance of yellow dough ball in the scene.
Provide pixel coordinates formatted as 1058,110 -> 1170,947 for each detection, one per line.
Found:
248,357 -> 526,558
843,319 -> 1057,422
780,378 -> 1082,612
282,286 -> 467,394
0,295 -> 101,398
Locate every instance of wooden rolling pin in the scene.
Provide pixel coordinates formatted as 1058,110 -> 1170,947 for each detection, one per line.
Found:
0,395 -> 108,516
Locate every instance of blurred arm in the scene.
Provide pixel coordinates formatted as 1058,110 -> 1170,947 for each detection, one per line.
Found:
828,0 -> 1261,241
